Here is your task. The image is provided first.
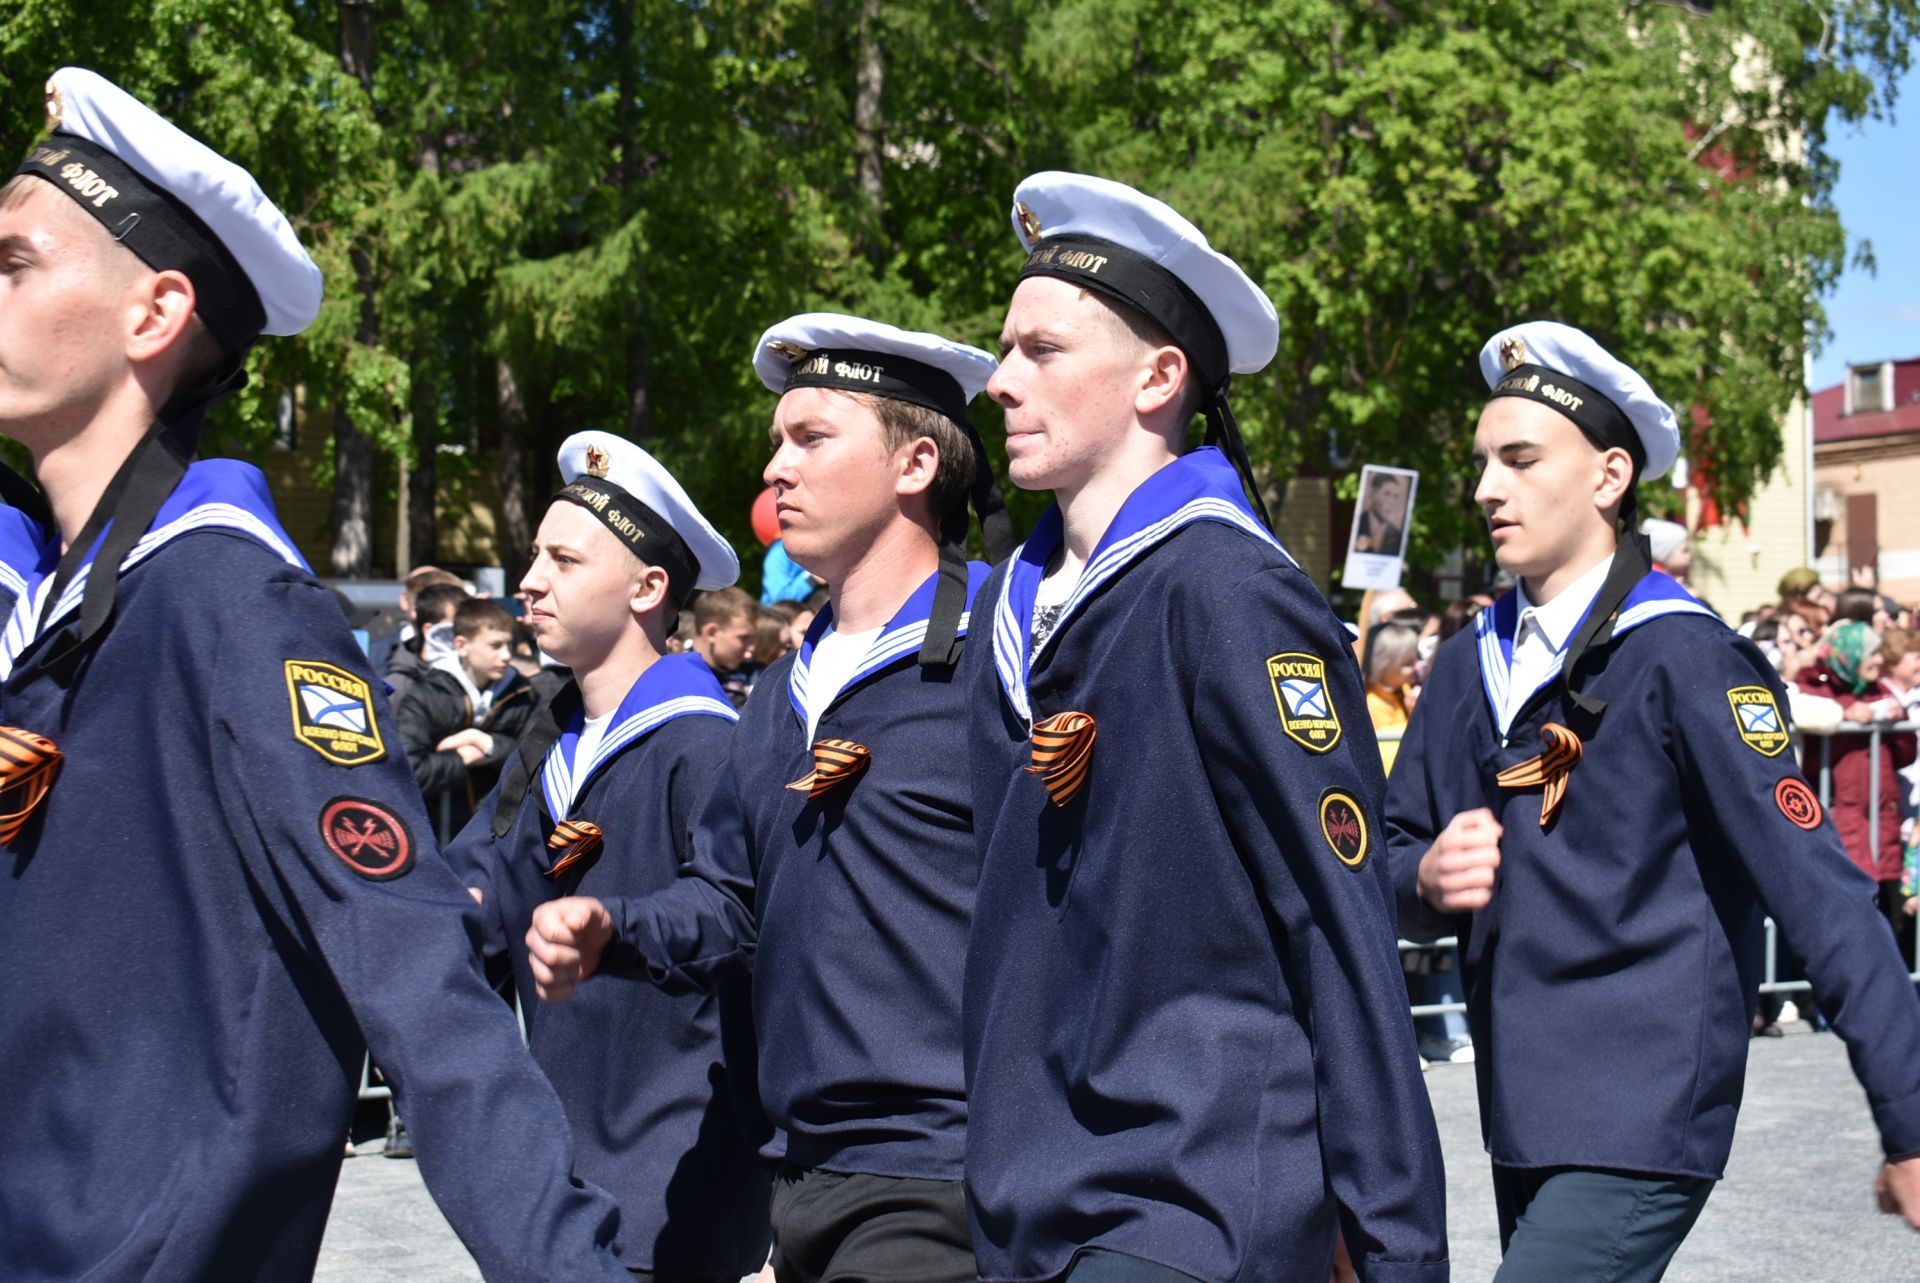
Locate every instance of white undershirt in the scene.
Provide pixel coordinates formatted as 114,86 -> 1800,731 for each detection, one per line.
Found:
572,710 -> 614,778
1502,556 -> 1613,733
1031,554 -> 1081,652
805,625 -> 883,741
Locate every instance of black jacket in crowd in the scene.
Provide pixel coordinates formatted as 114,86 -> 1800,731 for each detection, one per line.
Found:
397,665 -> 537,827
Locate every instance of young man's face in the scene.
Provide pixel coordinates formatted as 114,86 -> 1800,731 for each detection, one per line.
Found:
1367,475 -> 1406,523
990,275 -> 1154,495
456,626 -> 514,687
0,180 -> 147,443
1472,398 -> 1623,585
765,385 -> 921,579
520,502 -> 649,669
699,612 -> 755,672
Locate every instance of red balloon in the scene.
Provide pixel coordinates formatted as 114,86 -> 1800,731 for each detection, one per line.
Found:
751,486 -> 781,547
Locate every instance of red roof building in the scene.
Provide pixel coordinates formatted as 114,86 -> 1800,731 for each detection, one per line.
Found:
1813,357 -> 1920,599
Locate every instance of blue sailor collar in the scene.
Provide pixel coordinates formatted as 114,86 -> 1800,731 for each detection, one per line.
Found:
0,506 -> 47,622
1474,565 -> 1717,737
787,561 -> 990,730
0,459 -> 306,679
540,651 -> 737,818
993,446 -> 1290,727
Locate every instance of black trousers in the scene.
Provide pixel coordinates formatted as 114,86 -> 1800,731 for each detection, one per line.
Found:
1060,1248 -> 1204,1282
769,1163 -> 975,1283
1492,1165 -> 1714,1283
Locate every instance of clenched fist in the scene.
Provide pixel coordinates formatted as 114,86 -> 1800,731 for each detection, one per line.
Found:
1416,807 -> 1503,914
526,896 -> 615,1001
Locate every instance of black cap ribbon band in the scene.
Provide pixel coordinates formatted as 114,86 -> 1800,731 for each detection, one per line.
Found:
783,349 -> 972,427
1488,364 -> 1645,475
17,134 -> 266,356
554,478 -> 700,606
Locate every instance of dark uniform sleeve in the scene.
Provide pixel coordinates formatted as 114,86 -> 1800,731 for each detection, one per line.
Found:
1669,633 -> 1920,1159
1190,566 -> 1449,1282
396,680 -> 469,795
598,732 -> 761,995
441,783 -> 515,958
209,572 -> 629,1281
1382,647 -> 1476,943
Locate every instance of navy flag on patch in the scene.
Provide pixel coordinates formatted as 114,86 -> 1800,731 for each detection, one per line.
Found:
1267,652 -> 1341,753
1726,685 -> 1788,758
285,660 -> 385,766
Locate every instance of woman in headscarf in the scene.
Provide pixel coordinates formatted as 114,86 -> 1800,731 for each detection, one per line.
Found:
1797,621 -> 1916,905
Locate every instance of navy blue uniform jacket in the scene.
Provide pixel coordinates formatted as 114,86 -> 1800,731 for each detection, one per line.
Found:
603,566 -> 985,1182
1387,571 -> 1920,1176
446,654 -> 772,1275
965,449 -> 1449,1283
0,462 -> 629,1283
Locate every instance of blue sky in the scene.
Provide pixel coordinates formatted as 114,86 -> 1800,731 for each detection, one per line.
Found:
1813,57 -> 1920,392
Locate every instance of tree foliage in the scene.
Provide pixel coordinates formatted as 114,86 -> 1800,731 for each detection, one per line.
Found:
1,0 -> 1912,583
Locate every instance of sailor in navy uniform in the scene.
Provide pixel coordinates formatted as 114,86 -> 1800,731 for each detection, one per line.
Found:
0,68 -> 629,1282
1386,321 -> 1920,1279
445,431 -> 772,1283
527,314 -> 1012,1283
964,172 -> 1448,1283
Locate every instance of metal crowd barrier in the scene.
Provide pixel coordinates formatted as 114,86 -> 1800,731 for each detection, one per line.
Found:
1392,718 -> 1920,1024
361,720 -> 1920,1104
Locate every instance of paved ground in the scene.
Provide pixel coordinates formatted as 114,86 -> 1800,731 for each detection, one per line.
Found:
319,1026 -> 1920,1281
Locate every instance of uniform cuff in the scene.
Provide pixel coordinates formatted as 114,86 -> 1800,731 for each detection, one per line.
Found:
1873,1083 -> 1920,1159
1359,1257 -> 1451,1283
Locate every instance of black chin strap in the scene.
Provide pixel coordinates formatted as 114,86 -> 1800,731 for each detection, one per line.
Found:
1558,490 -> 1650,718
918,421 -> 1015,669
492,680 -> 577,838
28,367 -> 246,679
1201,380 -> 1276,532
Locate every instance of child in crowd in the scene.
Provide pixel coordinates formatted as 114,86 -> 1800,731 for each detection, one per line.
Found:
397,597 -> 536,833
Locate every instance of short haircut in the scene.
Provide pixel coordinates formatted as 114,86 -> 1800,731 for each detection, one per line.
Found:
693,586 -> 756,630
1832,587 -> 1878,625
1081,289 -> 1205,426
414,582 -> 469,631
853,392 -> 976,523
754,609 -> 790,663
453,597 -> 514,640
406,566 -> 463,594
1882,627 -> 1920,664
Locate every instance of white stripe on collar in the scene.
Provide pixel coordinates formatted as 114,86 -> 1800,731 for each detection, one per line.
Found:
0,502 -> 306,680
789,611 -> 970,730
541,693 -> 738,817
994,496 -> 1290,727
1479,595 -> 1718,737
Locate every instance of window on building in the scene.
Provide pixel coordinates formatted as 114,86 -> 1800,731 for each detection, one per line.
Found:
1848,363 -> 1891,415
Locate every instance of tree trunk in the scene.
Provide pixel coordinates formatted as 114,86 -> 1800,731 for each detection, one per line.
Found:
497,358 -> 533,591
330,404 -> 374,576
615,0 -> 653,443
331,0 -> 379,577
407,350 -> 437,569
853,0 -> 886,265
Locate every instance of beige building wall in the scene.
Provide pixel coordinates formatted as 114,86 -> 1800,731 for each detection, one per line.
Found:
1272,475 -> 1332,589
1686,395 -> 1809,620
1814,438 -> 1920,603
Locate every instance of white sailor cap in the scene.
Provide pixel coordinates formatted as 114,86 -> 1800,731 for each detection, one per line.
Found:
1641,518 -> 1689,563
554,431 -> 739,601
16,67 -> 322,354
754,312 -> 996,425
1007,171 -> 1279,387
1478,321 -> 1681,482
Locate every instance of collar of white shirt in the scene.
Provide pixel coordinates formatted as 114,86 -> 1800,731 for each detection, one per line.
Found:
1513,554 -> 1616,656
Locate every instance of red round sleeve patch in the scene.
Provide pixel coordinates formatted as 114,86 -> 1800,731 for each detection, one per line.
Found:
1774,777 -> 1823,831
319,796 -> 415,880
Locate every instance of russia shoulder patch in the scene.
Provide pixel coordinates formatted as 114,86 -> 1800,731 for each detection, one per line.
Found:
1726,685 -> 1788,757
1318,787 -> 1370,869
319,796 -> 415,880
1267,652 -> 1342,753
285,660 -> 385,766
